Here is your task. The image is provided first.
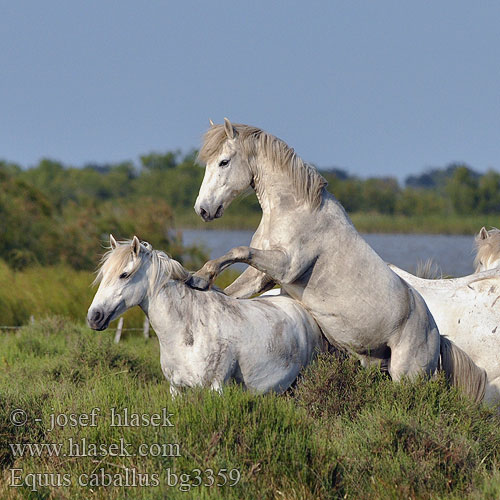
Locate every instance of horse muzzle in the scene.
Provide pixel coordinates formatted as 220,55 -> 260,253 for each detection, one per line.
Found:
196,204 -> 224,222
87,308 -> 111,331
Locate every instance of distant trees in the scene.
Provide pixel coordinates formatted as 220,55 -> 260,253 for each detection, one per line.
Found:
395,188 -> 446,216
445,166 -> 479,215
326,162 -> 498,218
140,151 -> 179,172
477,170 -> 500,214
0,171 -> 57,269
0,153 -> 208,271
0,152 -> 498,272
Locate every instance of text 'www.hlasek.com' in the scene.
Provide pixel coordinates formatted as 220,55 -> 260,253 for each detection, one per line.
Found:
8,407 -> 241,492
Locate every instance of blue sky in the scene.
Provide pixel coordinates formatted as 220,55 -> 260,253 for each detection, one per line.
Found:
1,1 -> 499,180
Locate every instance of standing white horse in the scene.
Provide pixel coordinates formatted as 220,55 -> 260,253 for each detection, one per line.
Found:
388,226 -> 500,405
187,119 -> 486,402
87,236 -> 325,395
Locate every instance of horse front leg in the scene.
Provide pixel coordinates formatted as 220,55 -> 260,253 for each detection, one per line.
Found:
224,266 -> 275,299
186,246 -> 291,291
223,216 -> 276,298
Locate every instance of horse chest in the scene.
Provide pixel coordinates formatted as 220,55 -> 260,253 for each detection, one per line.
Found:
159,341 -> 208,384
158,334 -> 234,388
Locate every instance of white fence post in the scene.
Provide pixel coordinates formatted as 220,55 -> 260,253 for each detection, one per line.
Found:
114,317 -> 124,343
143,317 -> 150,339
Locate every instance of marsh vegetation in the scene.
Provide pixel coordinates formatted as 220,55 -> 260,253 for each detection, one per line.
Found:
0,319 -> 499,499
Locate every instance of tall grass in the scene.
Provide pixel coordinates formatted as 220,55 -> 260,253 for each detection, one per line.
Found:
0,261 -> 240,330
0,262 -> 146,329
350,213 -> 500,235
176,211 -> 500,235
0,319 -> 499,499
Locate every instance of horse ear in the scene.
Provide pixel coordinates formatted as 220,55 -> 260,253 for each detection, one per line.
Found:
209,118 -> 215,127
109,234 -> 117,250
131,236 -> 141,258
224,117 -> 235,139
479,227 -> 489,240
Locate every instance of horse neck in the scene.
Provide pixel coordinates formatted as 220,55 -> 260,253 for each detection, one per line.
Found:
251,151 -> 353,228
251,153 -> 307,216
251,151 -> 397,284
141,280 -> 194,343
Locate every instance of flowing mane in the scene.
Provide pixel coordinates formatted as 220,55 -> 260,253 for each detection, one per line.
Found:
474,227 -> 500,272
199,123 -> 328,210
94,240 -> 190,296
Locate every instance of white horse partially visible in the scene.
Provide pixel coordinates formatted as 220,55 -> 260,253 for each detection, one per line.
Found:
389,227 -> 500,405
474,226 -> 500,272
87,236 -> 325,396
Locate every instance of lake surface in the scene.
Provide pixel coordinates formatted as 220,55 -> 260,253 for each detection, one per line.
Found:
182,229 -> 476,277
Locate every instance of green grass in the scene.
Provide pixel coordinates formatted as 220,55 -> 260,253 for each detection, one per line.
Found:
176,210 -> 500,235
0,318 -> 499,499
0,261 -> 235,331
350,213 -> 500,235
0,262 -> 147,330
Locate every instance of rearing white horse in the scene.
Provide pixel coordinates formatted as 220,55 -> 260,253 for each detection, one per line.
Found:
87,236 -> 325,395
188,119 -> 486,402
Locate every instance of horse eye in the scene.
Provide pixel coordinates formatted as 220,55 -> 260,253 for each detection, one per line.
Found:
219,159 -> 230,167
119,272 -> 128,279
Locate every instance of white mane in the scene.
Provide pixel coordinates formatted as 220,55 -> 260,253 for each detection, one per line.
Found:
94,240 -> 189,296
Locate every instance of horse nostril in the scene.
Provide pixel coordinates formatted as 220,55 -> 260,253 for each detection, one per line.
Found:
200,207 -> 210,221
92,310 -> 103,323
215,205 -> 224,219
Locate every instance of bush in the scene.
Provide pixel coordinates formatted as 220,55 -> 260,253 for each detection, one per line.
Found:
0,324 -> 498,499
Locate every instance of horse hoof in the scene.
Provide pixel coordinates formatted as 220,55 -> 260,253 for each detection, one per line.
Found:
186,274 -> 211,291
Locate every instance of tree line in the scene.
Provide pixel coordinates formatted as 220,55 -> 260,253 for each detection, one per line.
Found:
0,151 -> 498,270
325,164 -> 500,216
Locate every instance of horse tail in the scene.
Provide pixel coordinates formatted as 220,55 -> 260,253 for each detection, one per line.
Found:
415,258 -> 442,279
439,336 -> 487,403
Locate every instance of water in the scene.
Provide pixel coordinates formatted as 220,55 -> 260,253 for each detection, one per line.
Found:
182,229 -> 476,277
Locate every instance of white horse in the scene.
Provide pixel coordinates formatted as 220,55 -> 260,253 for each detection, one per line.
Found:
388,226 -> 500,405
474,226 -> 500,272
87,236 -> 325,396
187,119 -> 486,402
389,265 -> 500,405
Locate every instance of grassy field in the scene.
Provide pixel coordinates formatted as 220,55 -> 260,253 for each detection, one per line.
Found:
0,318 -> 499,499
0,262 -> 145,330
350,214 -> 500,235
0,260 -> 238,330
175,210 -> 500,235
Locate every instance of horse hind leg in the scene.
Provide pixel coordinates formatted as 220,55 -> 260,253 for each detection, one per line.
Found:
358,350 -> 390,373
387,291 -> 440,381
483,376 -> 500,409
210,380 -> 224,394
